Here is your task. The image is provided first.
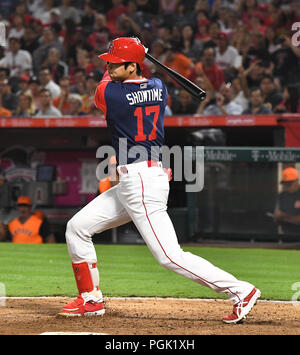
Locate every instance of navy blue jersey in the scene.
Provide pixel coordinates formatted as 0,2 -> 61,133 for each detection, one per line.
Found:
95,75 -> 168,164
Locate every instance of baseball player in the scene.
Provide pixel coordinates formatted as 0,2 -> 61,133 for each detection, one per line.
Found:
58,37 -> 260,323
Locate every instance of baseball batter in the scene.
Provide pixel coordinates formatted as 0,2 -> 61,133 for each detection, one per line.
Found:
58,37 -> 261,323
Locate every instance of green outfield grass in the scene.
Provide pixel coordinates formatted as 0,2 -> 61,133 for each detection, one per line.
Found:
0,243 -> 299,301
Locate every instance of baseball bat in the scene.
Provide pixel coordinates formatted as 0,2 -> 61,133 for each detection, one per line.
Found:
145,52 -> 206,102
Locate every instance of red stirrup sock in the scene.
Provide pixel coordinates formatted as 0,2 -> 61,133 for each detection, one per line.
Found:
72,261 -> 98,294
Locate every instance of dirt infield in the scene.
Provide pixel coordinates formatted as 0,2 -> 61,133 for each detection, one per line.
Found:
0,297 -> 299,335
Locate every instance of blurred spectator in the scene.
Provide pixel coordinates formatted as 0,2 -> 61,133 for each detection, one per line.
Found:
0,68 -> 10,81
243,60 -> 265,91
69,49 -> 93,80
68,93 -> 86,116
194,0 -> 210,15
26,0 -> 45,20
87,13 -> 110,49
147,39 -> 166,74
215,31 -> 242,81
16,74 -> 30,96
274,167 -> 300,236
88,53 -> 106,82
0,218 -> 6,241
53,76 -> 71,115
248,11 -> 267,36
243,32 -> 271,70
223,8 -> 240,38
70,67 -> 87,95
80,1 -> 96,35
6,195 -> 55,243
28,75 -> 41,110
106,0 -> 128,35
157,24 -> 173,44
0,92 -> 12,117
0,0 -> 18,19
242,87 -> 272,114
0,37 -> 32,77
115,13 -> 141,38
68,27 -> 93,68
43,47 -> 68,84
191,47 -> 225,91
199,82 -> 243,116
231,24 -> 250,58
171,88 -> 199,115
8,14 -> 25,40
21,25 -> 40,53
271,35 -> 300,87
34,88 -> 62,117
195,17 -> 211,43
167,1 -> 194,29
13,91 -> 37,117
178,24 -> 203,63
34,0 -> 57,24
0,79 -> 18,111
275,86 -> 300,114
163,45 -> 194,88
59,0 -> 81,25
259,74 -> 283,112
230,73 -> 249,112
159,0 -> 180,14
237,0 -> 260,27
82,72 -> 98,114
139,23 -> 156,52
126,0 -> 146,30
39,67 -> 61,99
264,27 -> 281,55
32,27 -> 64,75
136,0 -> 159,15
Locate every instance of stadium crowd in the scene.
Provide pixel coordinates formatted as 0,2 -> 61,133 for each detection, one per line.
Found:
0,0 -> 300,117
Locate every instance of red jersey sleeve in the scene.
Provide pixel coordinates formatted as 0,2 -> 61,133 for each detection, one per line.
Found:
94,71 -> 111,116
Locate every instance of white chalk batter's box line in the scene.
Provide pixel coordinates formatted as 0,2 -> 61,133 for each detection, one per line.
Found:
0,296 -> 297,304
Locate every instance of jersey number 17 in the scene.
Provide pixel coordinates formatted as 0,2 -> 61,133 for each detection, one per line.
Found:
134,105 -> 160,142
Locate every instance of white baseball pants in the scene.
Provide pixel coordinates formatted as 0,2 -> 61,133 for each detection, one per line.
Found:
66,161 -> 254,304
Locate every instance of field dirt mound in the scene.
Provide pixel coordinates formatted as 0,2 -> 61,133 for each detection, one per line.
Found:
0,297 -> 299,335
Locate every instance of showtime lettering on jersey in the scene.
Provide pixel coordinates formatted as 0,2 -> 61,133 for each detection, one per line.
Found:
126,88 -> 163,105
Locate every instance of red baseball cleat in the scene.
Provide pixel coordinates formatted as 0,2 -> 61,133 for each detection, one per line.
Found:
223,287 -> 261,324
57,295 -> 105,317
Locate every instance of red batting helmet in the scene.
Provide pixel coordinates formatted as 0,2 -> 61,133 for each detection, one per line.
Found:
98,37 -> 145,68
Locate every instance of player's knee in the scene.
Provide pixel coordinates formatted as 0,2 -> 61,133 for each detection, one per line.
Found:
156,249 -> 184,271
156,253 -> 174,270
65,216 -> 83,244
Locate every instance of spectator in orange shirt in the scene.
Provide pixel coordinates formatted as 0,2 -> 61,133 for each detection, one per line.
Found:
190,47 -> 225,91
0,92 -> 12,117
163,45 -> 194,88
53,76 -> 71,115
6,196 -> 55,244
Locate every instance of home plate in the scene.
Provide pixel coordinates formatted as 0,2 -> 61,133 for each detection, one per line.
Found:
40,332 -> 109,335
